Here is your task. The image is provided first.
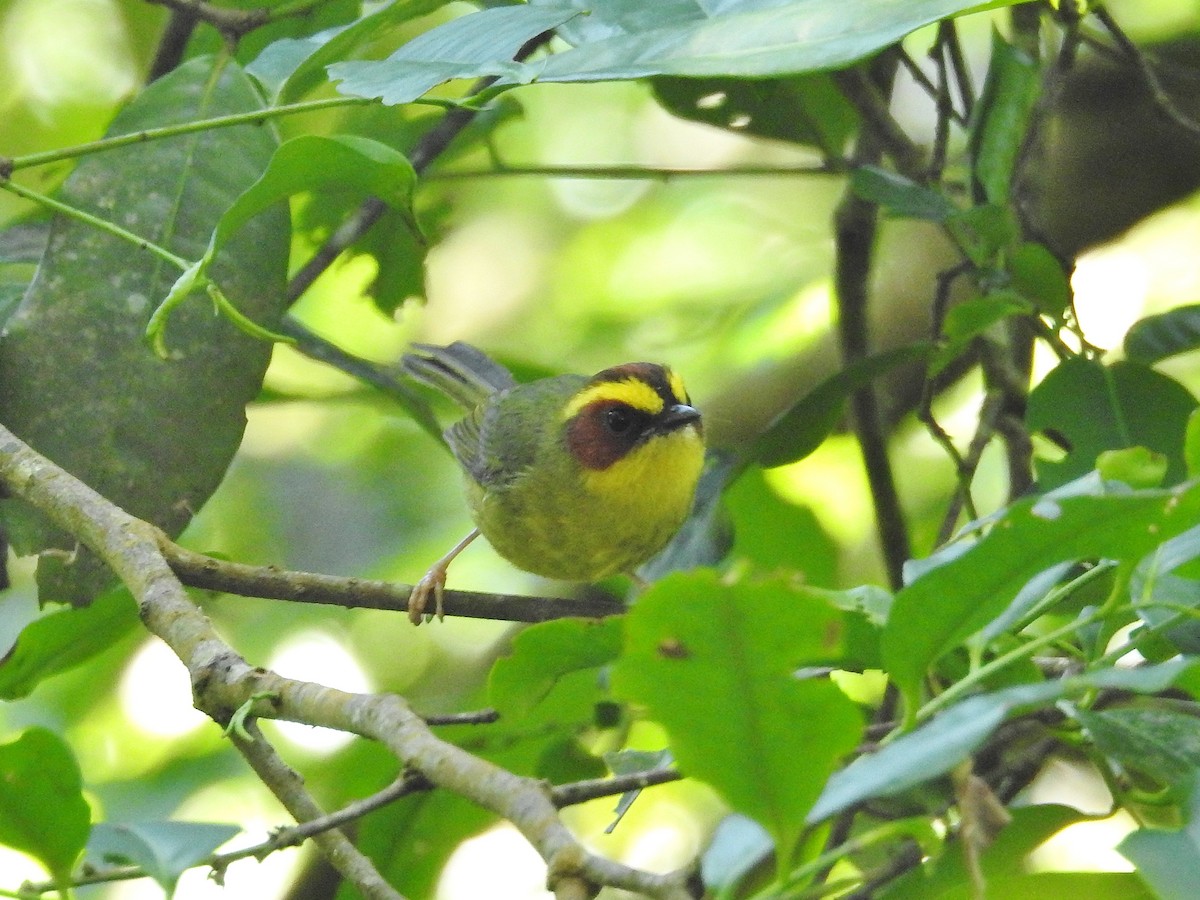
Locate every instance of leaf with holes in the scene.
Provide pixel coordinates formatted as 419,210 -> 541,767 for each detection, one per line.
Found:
1026,358 -> 1197,490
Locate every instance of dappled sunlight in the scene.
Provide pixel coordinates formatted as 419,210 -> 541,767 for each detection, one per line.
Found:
118,638 -> 209,740
266,630 -> 372,755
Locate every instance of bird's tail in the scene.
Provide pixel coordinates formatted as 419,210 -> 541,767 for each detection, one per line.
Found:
401,342 -> 516,411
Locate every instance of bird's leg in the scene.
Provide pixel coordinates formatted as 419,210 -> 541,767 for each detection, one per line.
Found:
408,529 -> 480,625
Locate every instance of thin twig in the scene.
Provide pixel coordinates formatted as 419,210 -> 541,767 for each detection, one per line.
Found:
161,538 -> 626,622
832,65 -> 925,180
551,768 -> 683,809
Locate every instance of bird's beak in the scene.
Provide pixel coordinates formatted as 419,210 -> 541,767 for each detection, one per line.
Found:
657,403 -> 702,434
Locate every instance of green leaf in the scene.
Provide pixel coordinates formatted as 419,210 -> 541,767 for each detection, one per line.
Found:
850,166 -> 957,221
87,821 -> 240,895
1074,706 -> 1200,788
0,588 -> 139,699
810,660 -> 1195,823
1186,409 -> 1200,478
488,617 -> 623,719
748,343 -> 932,469
726,466 -> 838,584
881,482 -> 1200,714
332,0 -> 1023,103
1096,447 -> 1169,489
1120,780 -> 1200,900
946,202 -> 1019,267
969,30 -> 1040,205
0,728 -> 91,883
330,4 -> 582,105
1009,241 -> 1071,316
653,73 -> 859,154
1126,304 -> 1200,365
246,0 -> 447,103
1026,358 -> 1198,490
0,57 -> 289,606
611,571 -> 863,871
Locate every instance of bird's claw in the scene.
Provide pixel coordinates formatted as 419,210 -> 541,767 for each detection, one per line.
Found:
408,567 -> 447,625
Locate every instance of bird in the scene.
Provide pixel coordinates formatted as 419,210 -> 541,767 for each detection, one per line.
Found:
401,342 -> 705,623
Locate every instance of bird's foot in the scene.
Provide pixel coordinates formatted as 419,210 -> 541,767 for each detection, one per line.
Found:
408,567 -> 447,625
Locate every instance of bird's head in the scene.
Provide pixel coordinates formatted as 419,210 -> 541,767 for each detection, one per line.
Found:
560,362 -> 705,498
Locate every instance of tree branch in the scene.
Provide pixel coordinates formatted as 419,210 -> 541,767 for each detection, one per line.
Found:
161,539 -> 626,622
0,424 -> 693,899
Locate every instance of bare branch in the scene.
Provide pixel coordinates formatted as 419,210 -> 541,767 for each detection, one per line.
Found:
161,539 -> 626,623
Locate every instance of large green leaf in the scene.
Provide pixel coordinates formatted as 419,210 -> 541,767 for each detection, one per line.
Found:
1026,358 -> 1197,489
332,0 -> 1022,104
611,571 -> 862,872
0,57 -> 289,605
0,728 -> 91,884
881,481 -> 1200,714
810,660 -> 1195,823
0,587 -> 138,699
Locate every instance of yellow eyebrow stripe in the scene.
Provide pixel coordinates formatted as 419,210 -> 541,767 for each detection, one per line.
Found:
667,369 -> 689,405
562,378 -> 665,420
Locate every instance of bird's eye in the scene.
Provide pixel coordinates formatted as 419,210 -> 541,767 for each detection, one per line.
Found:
604,406 -> 634,434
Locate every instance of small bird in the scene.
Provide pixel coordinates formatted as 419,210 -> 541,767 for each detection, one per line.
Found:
402,342 -> 705,623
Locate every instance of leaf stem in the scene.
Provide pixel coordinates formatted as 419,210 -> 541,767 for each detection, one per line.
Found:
0,177 -> 187,270
6,97 -> 373,172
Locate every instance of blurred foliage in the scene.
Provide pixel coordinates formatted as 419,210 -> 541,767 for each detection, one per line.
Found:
5,0 -> 1200,898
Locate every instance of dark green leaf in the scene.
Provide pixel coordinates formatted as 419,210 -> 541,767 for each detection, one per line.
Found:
882,482 -> 1200,713
1120,781 -> 1200,900
1126,304 -> 1200,365
0,223 -> 49,263
0,587 -> 138,699
810,660 -> 1195,822
850,166 -> 957,221
654,73 -> 858,154
0,58 -> 289,605
87,821 -> 240,894
749,343 -> 932,469
488,617 -> 622,719
970,30 -> 1040,205
612,571 -> 862,870
1074,706 -> 1200,788
0,728 -> 91,882
1009,241 -> 1071,316
1026,358 -> 1197,489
